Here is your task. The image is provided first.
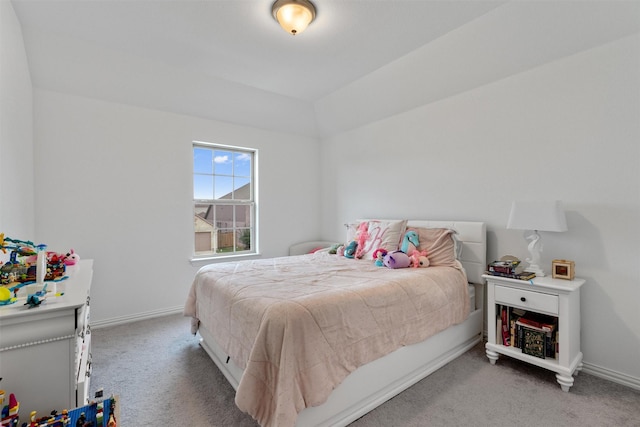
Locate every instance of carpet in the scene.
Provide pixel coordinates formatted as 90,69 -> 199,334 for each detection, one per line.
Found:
89,314 -> 640,426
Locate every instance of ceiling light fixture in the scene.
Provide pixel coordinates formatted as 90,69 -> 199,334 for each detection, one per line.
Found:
272,0 -> 316,35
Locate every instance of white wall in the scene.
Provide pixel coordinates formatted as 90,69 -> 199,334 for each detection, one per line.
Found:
320,35 -> 640,383
0,1 -> 34,239
33,89 -> 321,324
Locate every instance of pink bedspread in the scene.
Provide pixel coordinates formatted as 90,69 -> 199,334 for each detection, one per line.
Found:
184,252 -> 469,427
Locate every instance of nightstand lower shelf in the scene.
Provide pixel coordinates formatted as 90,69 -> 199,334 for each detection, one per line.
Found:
485,342 -> 584,391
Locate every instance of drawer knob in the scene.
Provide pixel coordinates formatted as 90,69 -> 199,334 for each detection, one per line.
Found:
520,297 -> 526,302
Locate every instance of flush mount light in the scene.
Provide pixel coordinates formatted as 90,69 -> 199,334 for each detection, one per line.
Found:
272,0 -> 316,35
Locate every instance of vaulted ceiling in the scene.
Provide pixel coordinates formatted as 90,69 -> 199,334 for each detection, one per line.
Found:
11,1 -> 640,138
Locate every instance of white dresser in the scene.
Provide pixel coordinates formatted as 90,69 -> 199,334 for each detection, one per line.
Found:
0,259 -> 92,415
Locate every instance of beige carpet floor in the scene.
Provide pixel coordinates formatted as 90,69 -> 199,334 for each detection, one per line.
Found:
89,314 -> 640,426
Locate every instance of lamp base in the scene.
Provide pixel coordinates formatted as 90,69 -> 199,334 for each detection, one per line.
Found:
524,263 -> 546,277
524,230 -> 545,277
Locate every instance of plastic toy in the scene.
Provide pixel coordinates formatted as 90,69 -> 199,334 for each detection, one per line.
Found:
0,389 -> 20,427
383,251 -> 411,269
0,287 -> 17,306
24,283 -> 65,308
25,283 -> 50,308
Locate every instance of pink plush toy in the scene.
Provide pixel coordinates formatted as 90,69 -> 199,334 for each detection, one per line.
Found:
64,249 -> 80,266
409,250 -> 429,268
354,222 -> 369,259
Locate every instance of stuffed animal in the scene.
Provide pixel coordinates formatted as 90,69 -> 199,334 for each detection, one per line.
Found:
409,250 -> 429,268
329,244 -> 342,255
383,251 -> 411,269
64,249 -> 80,266
372,248 -> 388,267
344,241 -> 358,259
400,230 -> 420,254
354,222 -> 369,259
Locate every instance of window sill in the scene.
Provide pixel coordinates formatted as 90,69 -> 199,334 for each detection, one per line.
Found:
190,252 -> 262,266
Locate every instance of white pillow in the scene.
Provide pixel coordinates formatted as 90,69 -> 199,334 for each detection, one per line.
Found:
346,219 -> 407,260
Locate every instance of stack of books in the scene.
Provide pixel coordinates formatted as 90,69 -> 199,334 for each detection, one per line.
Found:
496,306 -> 558,359
487,259 -> 536,281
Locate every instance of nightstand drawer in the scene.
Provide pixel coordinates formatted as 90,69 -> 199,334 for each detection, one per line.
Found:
494,285 -> 558,315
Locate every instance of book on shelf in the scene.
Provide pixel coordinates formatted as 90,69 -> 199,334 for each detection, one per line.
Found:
522,327 -> 546,358
486,270 -> 536,281
501,306 -> 510,346
514,312 -> 558,359
510,308 -> 527,348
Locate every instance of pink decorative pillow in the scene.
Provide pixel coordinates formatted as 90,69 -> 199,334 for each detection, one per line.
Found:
406,227 -> 458,267
346,219 -> 407,259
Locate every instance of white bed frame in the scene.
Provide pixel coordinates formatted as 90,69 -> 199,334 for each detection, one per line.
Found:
198,220 -> 486,426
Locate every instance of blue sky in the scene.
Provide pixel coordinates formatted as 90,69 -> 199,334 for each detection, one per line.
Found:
193,148 -> 251,200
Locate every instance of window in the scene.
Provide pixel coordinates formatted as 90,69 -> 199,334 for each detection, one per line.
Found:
193,142 -> 256,257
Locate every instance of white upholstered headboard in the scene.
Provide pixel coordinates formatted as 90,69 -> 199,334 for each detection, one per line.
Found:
407,220 -> 486,285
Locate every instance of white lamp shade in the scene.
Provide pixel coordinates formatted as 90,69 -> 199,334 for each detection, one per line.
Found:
507,200 -> 568,232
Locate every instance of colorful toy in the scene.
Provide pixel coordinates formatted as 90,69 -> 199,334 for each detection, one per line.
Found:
25,283 -> 50,308
328,244 -> 342,255
343,241 -> 358,259
354,222 -> 369,259
383,251 -> 411,269
372,248 -> 388,267
0,287 -> 16,306
63,249 -> 80,266
400,230 -> 420,254
0,391 -> 19,425
409,250 -> 430,268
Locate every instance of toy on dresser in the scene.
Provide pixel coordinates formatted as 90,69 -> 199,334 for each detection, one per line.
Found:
0,389 -> 20,427
0,234 -> 77,307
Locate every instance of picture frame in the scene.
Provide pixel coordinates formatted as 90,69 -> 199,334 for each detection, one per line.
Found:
552,259 -> 575,280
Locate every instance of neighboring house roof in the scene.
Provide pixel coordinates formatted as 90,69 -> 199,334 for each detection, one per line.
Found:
220,183 -> 250,200
195,183 -> 250,225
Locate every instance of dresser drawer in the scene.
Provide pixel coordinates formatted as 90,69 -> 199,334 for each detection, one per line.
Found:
494,285 -> 558,315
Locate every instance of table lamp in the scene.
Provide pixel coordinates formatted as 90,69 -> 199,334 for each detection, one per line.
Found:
507,200 -> 567,277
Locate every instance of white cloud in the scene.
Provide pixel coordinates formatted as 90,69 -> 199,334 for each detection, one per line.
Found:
214,155 -> 229,164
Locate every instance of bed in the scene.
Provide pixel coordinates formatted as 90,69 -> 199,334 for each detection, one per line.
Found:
184,220 -> 486,427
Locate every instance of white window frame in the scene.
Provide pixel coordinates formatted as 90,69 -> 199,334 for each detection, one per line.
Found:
192,141 -> 257,259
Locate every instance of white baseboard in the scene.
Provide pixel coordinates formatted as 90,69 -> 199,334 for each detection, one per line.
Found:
90,305 -> 184,329
582,362 -> 640,391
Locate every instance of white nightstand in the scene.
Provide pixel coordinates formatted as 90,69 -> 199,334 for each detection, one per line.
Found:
483,274 -> 585,392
